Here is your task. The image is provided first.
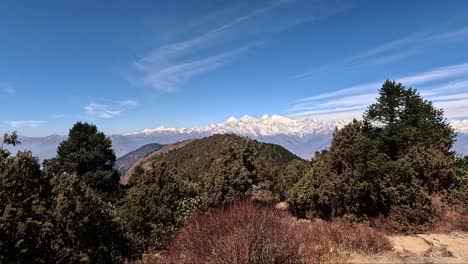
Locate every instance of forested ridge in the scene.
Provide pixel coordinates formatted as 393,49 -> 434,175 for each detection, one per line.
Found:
1,81 -> 467,263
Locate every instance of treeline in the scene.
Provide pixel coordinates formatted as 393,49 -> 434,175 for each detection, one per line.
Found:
0,80 -> 467,263
1,123 -> 130,263
287,81 -> 468,232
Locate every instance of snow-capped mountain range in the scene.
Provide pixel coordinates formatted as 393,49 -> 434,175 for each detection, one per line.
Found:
5,115 -> 468,161
134,115 -> 349,137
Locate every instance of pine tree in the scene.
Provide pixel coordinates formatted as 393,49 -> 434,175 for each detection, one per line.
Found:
50,122 -> 120,197
364,80 -> 456,159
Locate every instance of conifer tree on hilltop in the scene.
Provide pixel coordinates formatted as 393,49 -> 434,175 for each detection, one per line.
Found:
287,80 -> 464,232
364,80 -> 456,159
47,122 -> 121,197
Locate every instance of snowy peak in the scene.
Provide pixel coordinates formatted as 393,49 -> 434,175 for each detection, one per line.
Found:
450,120 -> 468,133
136,115 -> 468,137
137,115 -> 350,137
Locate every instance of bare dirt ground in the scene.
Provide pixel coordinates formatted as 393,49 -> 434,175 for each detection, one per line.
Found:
349,231 -> 468,264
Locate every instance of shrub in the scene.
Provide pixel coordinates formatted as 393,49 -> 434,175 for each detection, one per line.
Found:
117,163 -> 199,253
149,201 -> 390,264
443,180 -> 468,214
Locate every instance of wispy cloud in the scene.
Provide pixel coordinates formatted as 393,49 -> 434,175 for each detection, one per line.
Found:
287,63 -> 468,120
133,0 -> 351,92
135,44 -> 257,92
0,82 -> 15,96
293,25 -> 468,79
85,99 -> 137,119
7,120 -> 45,128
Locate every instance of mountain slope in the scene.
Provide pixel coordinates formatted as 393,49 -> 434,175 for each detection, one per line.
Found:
122,134 -> 300,185
114,143 -> 164,174
120,139 -> 195,184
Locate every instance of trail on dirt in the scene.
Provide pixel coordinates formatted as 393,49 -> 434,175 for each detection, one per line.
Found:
349,232 -> 468,264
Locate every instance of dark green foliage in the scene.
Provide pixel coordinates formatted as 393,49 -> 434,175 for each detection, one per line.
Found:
57,122 -> 116,174
52,122 -> 120,195
125,134 -> 298,204
287,81 -> 462,233
1,130 -> 131,263
49,174 -> 130,263
127,134 -> 298,184
127,164 -> 145,187
0,150 -> 54,263
364,80 -> 456,158
117,163 -> 198,252
201,142 -> 256,207
274,159 -> 311,200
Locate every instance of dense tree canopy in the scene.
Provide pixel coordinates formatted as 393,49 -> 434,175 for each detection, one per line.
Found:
364,80 -> 456,159
118,163 -> 198,252
287,80 -> 465,232
50,122 -> 120,196
49,174 -> 130,263
0,149 -> 53,263
1,128 -> 130,263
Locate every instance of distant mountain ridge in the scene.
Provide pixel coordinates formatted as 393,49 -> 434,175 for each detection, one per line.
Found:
5,115 -> 468,160
114,143 -> 164,174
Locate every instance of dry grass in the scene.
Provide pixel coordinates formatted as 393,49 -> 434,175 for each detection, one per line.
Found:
304,219 -> 393,255
142,200 -> 391,264
430,195 -> 468,232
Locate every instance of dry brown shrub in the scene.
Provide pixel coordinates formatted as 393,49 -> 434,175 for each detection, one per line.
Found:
143,200 -> 390,264
306,220 -> 393,255
370,214 -> 399,234
428,195 -> 468,232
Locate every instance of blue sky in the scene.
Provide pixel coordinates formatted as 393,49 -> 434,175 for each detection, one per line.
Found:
1,0 -> 468,136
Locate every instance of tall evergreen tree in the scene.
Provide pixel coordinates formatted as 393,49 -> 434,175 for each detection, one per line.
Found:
364,80 -> 456,159
50,122 -> 120,195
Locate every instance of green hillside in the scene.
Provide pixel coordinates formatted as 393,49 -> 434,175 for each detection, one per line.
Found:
125,134 -> 300,185
115,143 -> 164,174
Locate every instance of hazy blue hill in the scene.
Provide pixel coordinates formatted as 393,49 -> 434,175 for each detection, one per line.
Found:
114,143 -> 164,174
4,134 -> 67,160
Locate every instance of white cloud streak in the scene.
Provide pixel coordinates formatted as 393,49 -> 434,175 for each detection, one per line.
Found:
133,0 -> 351,92
288,63 -> 468,120
85,99 -> 137,119
135,45 -> 256,92
294,26 -> 468,80
132,2 -> 285,92
7,120 -> 45,128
